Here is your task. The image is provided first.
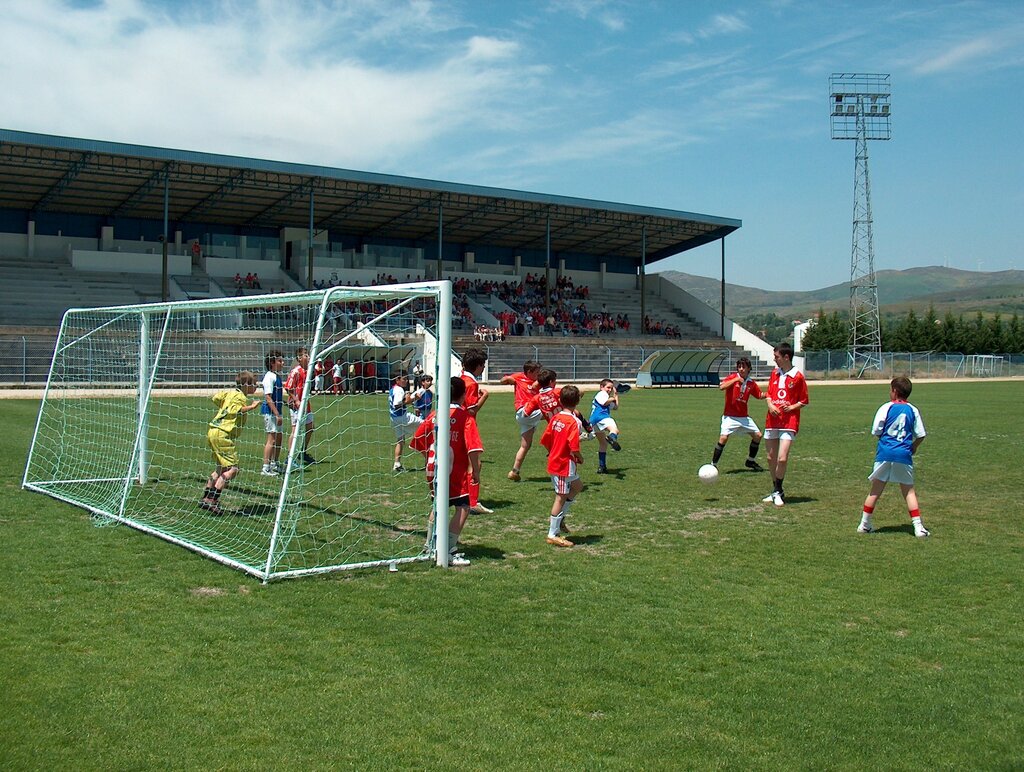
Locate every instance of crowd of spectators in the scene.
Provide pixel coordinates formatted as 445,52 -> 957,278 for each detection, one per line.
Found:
458,274 -> 682,339
239,270 -> 685,340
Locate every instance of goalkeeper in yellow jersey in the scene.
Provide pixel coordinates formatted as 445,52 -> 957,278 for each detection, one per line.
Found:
200,371 -> 261,515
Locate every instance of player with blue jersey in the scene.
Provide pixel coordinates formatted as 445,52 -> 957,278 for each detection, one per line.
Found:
260,350 -> 285,476
858,376 -> 930,537
589,378 -> 621,474
389,373 -> 424,473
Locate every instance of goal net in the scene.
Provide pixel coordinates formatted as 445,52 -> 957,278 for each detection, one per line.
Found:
23,282 -> 454,581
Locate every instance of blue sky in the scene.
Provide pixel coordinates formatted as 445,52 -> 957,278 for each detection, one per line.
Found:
3,0 -> 1022,290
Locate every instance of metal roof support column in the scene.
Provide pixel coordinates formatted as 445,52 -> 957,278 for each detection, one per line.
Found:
720,237 -> 726,337
436,204 -> 443,281
639,224 -> 646,335
545,215 -> 551,320
307,190 -> 315,289
161,173 -> 169,302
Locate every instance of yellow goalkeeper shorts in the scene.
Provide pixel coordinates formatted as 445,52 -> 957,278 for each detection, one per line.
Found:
207,428 -> 239,468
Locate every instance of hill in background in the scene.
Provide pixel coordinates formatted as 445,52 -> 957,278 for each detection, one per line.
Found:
659,266 -> 1024,320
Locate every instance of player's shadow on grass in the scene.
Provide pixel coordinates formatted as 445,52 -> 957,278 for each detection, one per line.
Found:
233,503 -> 277,518
780,495 -> 816,505
568,534 -> 603,546
476,498 -> 515,511
462,544 -> 506,561
723,467 -> 764,476
870,524 -> 918,536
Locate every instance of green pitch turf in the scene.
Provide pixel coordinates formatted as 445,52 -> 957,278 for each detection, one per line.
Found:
2,382 -> 1022,768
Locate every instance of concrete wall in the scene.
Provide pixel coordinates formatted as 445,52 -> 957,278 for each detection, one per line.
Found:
203,256 -> 284,279
72,249 -> 191,275
651,273 -> 776,364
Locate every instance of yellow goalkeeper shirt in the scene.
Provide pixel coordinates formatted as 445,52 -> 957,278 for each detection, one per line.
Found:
208,388 -> 250,438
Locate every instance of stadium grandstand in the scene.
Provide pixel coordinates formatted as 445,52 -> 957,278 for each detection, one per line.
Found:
0,128 -> 774,383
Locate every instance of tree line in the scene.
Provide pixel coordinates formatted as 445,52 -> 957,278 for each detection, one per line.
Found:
800,307 -> 1024,354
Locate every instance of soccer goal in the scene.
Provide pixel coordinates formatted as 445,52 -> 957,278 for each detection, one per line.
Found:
23,282 -> 454,582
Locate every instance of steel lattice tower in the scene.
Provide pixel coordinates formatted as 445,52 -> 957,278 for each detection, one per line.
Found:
830,73 -> 890,375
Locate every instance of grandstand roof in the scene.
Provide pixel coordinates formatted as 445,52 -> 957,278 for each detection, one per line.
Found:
0,128 -> 740,263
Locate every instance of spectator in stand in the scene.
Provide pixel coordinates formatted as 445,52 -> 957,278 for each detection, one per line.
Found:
192,240 -> 202,262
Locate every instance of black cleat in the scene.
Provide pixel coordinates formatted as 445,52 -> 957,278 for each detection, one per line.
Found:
608,438 -> 622,451
745,458 -> 764,471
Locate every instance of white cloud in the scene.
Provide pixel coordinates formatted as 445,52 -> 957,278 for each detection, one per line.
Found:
914,34 -> 1009,75
698,13 -> 749,39
0,0 -> 525,169
549,0 -> 626,32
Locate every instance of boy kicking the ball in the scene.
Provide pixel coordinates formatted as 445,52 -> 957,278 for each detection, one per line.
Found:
589,378 -> 621,474
711,357 -> 766,471
858,376 -> 930,537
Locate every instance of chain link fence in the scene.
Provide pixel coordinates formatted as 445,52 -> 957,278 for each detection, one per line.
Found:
4,334 -> 1023,387
802,350 -> 1024,379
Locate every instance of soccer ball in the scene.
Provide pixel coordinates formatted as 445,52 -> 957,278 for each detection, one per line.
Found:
697,464 -> 719,485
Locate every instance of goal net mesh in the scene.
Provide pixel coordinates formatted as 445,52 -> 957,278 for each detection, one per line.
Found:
24,284 -> 450,581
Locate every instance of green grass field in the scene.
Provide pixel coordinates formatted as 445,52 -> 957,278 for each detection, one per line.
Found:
2,382 -> 1022,769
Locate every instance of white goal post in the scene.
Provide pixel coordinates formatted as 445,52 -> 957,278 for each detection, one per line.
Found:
23,281 -> 454,581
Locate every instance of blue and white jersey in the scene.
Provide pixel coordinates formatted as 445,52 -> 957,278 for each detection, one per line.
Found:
589,390 -> 613,425
389,384 -> 408,418
415,388 -> 433,416
260,370 -> 283,415
872,401 -> 926,465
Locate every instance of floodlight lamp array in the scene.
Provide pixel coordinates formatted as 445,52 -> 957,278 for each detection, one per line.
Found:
829,73 -> 891,141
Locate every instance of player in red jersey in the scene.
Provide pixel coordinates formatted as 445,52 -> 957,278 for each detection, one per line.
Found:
409,376 -> 483,566
711,357 -> 767,471
459,347 -> 492,514
762,342 -> 809,507
284,347 -> 316,466
540,385 -> 584,548
521,368 -> 562,422
501,360 -> 541,482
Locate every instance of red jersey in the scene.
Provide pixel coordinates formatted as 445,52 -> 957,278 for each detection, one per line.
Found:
411,405 -> 483,499
523,386 -> 562,421
766,367 -> 808,432
461,372 -> 481,409
722,375 -> 762,418
541,410 -> 582,476
284,364 -> 308,410
507,372 -> 538,410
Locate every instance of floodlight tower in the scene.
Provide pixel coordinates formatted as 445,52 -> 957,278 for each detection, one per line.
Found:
830,73 -> 890,375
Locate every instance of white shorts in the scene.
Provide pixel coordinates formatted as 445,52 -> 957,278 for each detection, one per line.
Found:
720,416 -> 760,436
515,407 -> 544,435
869,460 -> 915,485
263,413 -> 284,434
551,470 -> 579,495
391,411 -> 423,440
290,409 -> 314,427
763,428 -> 796,442
593,417 -> 618,435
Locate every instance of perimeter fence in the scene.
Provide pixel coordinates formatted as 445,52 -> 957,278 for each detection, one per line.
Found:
3,333 -> 1024,386
802,350 -> 1024,380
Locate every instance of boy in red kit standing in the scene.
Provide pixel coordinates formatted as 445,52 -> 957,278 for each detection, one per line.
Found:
762,343 -> 808,507
410,377 -> 483,566
460,347 -> 493,514
540,385 -> 585,548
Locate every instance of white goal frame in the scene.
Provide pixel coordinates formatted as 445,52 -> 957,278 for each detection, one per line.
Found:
23,281 -> 454,581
